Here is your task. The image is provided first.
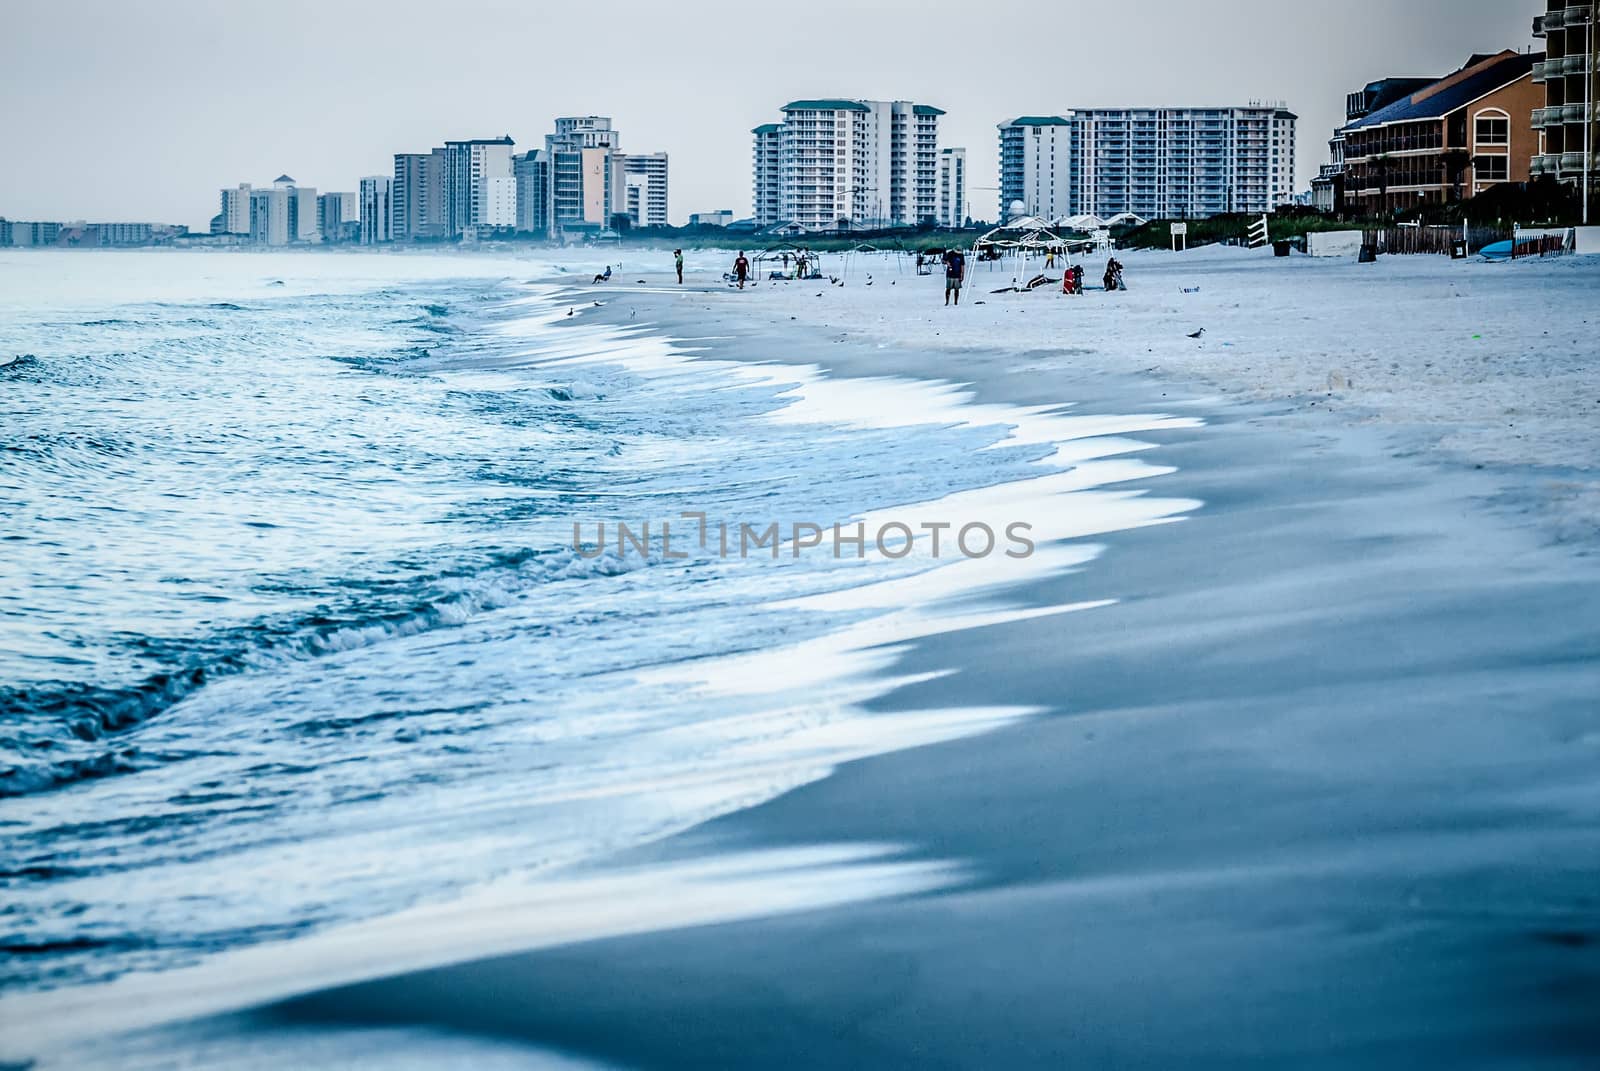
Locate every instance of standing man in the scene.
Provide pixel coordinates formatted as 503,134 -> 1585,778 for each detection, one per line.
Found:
674,249 -> 684,284
942,246 -> 965,307
733,251 -> 750,290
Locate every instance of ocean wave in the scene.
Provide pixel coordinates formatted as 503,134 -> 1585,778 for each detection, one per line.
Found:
0,545 -> 646,799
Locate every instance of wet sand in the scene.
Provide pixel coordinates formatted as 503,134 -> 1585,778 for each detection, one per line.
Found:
246,268 -> 1600,1068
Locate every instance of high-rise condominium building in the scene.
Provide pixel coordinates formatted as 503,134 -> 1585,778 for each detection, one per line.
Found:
443,137 -> 516,235
359,176 -> 392,244
392,150 -> 448,240
997,106 -> 1298,221
513,150 -> 550,235
998,117 -> 1073,219
618,152 -> 669,228
318,191 -> 357,243
217,184 -> 252,234
751,99 -> 945,232
247,175 -> 317,245
1532,0 -> 1598,217
937,147 -> 967,228
546,117 -> 621,239
751,124 -> 783,227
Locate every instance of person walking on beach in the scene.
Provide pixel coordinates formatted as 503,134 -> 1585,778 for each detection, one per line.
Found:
673,249 -> 683,284
733,251 -> 750,290
942,247 -> 965,306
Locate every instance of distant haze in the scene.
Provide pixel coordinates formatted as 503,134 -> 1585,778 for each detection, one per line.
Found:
2,0 -> 1541,228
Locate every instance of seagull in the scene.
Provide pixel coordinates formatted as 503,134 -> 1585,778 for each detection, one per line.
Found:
1187,328 -> 1205,339
567,308 -> 574,317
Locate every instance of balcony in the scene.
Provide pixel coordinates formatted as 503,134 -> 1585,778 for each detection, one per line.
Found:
1561,151 -> 1588,170
1533,59 -> 1551,82
1561,54 -> 1593,74
1565,3 -> 1594,24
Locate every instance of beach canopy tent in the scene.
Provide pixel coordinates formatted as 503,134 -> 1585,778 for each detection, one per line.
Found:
1056,213 -> 1108,232
753,244 -> 825,279
836,239 -> 924,279
972,218 -> 1097,261
1050,211 -> 1146,234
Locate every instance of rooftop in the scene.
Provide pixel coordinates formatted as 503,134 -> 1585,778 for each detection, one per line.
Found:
782,99 -> 871,112
1005,116 -> 1072,127
1346,51 -> 1540,131
912,104 -> 946,116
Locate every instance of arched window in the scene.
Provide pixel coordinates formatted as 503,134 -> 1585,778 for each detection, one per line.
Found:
1474,108 -> 1510,148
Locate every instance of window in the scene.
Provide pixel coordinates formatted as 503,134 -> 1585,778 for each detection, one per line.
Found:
1476,154 -> 1509,182
1475,115 -> 1509,146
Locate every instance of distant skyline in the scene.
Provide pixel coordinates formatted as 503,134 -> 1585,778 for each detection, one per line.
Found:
2,0 -> 1543,228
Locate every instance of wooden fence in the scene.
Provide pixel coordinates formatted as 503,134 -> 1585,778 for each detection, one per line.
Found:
1362,225 -> 1510,255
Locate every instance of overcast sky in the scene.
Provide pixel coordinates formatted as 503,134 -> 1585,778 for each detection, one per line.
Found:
2,0 -> 1541,228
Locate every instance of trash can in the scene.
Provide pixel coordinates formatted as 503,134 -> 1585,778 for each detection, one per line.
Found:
1272,240 -> 1292,257
1358,244 -> 1378,263
1450,240 -> 1468,259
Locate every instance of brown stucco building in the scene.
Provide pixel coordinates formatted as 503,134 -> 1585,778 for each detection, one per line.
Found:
1343,51 -> 1543,215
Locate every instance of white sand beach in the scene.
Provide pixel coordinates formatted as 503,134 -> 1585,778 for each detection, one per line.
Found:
6,245 -> 1598,1069
689,245 -> 1600,538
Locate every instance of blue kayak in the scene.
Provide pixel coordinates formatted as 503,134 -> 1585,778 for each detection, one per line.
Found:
1479,240 -> 1513,261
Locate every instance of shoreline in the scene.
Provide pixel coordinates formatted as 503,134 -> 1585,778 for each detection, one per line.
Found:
12,254 -> 1600,1067
261,263 -> 1600,1066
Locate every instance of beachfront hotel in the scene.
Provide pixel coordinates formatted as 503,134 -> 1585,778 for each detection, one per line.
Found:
937,147 -> 967,228
390,137 -> 517,241
216,184 -> 252,235
1311,78 -> 1434,212
358,175 -> 392,244
751,123 -> 783,227
317,191 -> 358,244
210,176 -> 316,244
442,137 -> 517,235
1342,51 -> 1541,215
513,150 -> 550,235
546,117 -> 620,240
618,151 -> 670,229
998,116 -> 1073,220
750,99 -> 945,231
1532,0 -> 1599,212
997,106 -> 1298,221
392,149 -> 449,240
